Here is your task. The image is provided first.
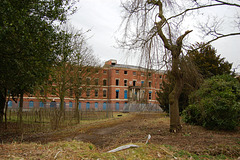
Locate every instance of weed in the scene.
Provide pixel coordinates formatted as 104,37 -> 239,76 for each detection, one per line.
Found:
89,145 -> 93,150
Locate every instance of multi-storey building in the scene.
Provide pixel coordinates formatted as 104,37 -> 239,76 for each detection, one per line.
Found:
7,59 -> 166,111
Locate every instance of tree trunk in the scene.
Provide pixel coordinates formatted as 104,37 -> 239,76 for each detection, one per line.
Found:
75,96 -> 80,123
60,95 -> 65,113
19,92 -> 24,132
169,53 -> 183,132
0,92 -> 6,123
169,79 -> 183,132
4,97 -> 9,129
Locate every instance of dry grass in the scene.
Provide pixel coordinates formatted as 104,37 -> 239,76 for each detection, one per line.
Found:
1,112 -> 239,159
0,140 -> 196,160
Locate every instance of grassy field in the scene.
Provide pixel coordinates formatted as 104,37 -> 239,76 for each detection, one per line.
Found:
1,112 -> 239,159
1,140 -> 232,160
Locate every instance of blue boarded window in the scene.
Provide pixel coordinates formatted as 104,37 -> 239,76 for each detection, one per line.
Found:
69,102 -> 73,108
29,101 -> 34,108
124,90 -> 128,99
50,101 -> 56,108
78,102 -> 81,110
8,101 -> 12,107
115,102 -> 119,111
95,102 -> 98,109
86,102 -> 90,110
141,81 -> 144,87
39,101 -> 44,108
103,102 -> 107,110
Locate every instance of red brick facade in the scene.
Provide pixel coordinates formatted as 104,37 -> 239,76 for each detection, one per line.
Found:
8,60 -> 166,111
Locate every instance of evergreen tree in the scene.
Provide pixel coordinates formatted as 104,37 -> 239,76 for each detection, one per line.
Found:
188,43 -> 232,79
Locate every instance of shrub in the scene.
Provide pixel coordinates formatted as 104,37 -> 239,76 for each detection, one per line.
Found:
183,75 -> 240,130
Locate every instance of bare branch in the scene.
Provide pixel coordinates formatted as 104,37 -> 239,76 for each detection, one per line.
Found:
167,2 -> 239,22
204,32 -> 240,45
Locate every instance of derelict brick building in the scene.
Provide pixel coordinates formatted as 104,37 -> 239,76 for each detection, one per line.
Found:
7,60 -> 166,111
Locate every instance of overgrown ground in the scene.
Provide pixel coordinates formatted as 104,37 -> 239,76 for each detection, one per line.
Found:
0,113 -> 239,159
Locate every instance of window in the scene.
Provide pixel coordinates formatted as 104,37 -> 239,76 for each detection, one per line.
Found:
39,101 -> 44,108
29,101 -> 34,108
124,70 -> 128,74
95,89 -> 98,97
8,100 -> 12,107
69,89 -> 73,97
86,102 -> 90,110
95,102 -> 98,109
103,90 -> 107,97
95,79 -> 99,85
40,88 -> 44,96
148,73 -> 152,77
103,70 -> 107,74
29,90 -> 34,97
103,79 -> 107,86
116,79 -> 119,86
78,88 -> 82,97
141,72 -> 144,76
133,80 -> 136,86
103,102 -> 107,110
51,87 -> 56,96
124,90 -> 128,99
133,71 -> 136,75
69,102 -> 73,108
124,79 -> 128,86
116,90 -> 119,99
149,81 -> 152,87
149,91 -> 152,100
86,89 -> 90,97
50,101 -> 56,108
160,75 -> 162,79
115,102 -> 119,111
78,102 -> 81,110
116,70 -> 119,74
86,77 -> 91,85
141,81 -> 144,87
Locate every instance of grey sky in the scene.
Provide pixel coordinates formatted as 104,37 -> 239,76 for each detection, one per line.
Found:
69,0 -> 240,72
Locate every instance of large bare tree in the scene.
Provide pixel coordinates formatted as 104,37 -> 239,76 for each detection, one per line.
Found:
120,0 -> 240,132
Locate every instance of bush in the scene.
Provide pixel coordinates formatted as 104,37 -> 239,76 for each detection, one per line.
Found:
183,75 -> 240,130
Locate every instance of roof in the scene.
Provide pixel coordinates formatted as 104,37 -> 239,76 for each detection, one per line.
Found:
106,64 -> 166,74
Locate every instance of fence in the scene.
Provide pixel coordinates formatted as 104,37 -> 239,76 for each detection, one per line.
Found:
6,101 -> 162,112
3,101 -> 161,133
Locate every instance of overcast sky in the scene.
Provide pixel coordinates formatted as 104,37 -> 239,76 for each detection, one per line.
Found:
69,0 -> 240,72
